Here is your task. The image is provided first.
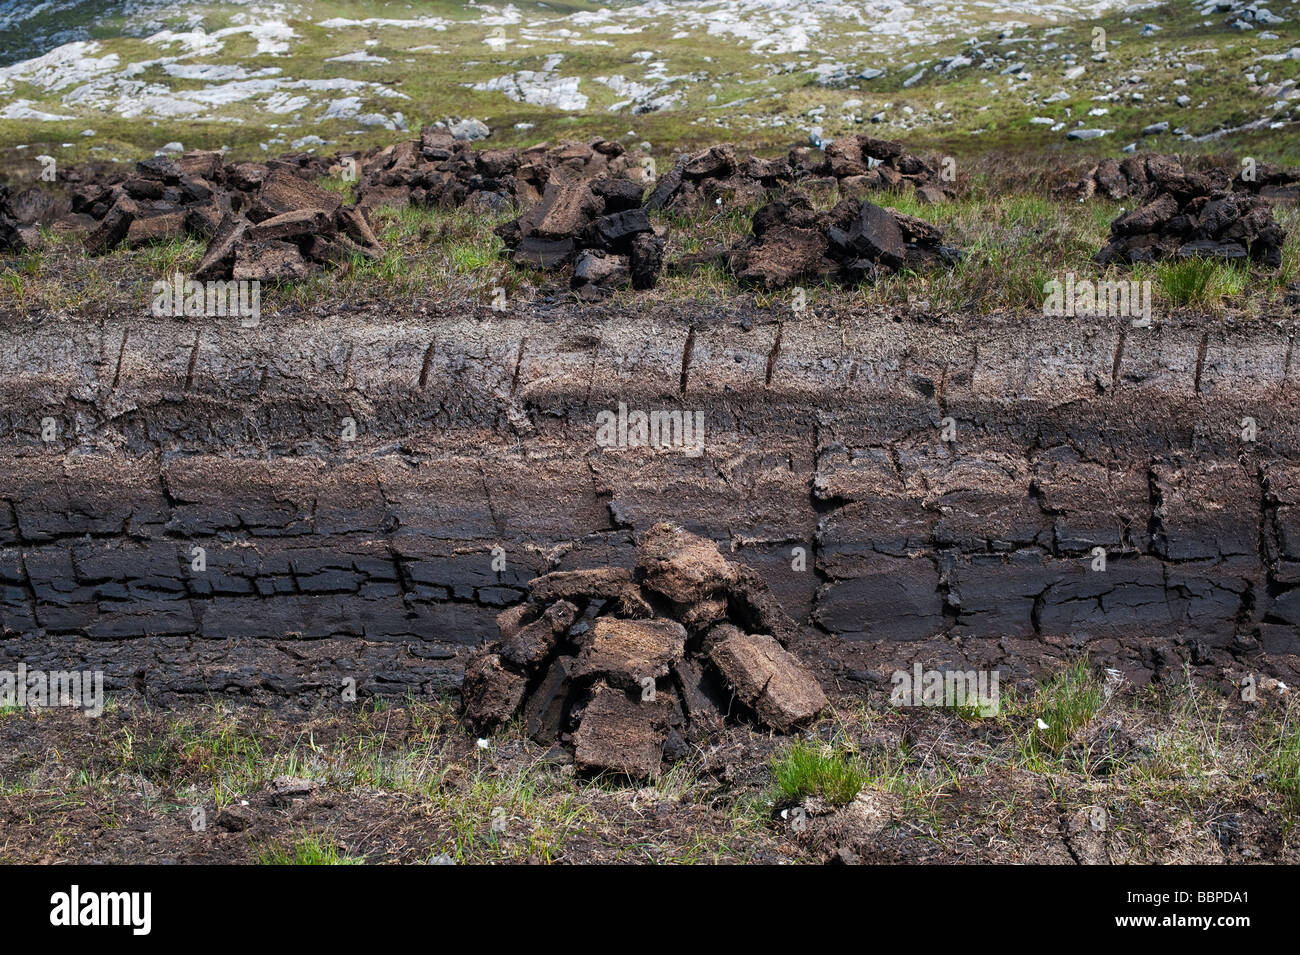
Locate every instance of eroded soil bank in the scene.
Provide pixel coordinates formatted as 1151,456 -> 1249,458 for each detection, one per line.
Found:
2,299 -> 1298,703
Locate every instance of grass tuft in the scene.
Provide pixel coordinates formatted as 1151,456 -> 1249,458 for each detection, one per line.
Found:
1152,256 -> 1249,309
1018,658 -> 1107,759
771,739 -> 868,807
256,833 -> 364,865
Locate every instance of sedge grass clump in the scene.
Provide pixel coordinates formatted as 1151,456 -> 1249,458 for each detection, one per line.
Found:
256,834 -> 364,865
771,739 -> 868,807
1260,711 -> 1300,814
1019,658 -> 1107,758
1152,256 -> 1248,308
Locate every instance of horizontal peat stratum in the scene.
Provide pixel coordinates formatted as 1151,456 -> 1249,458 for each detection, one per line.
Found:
1,290 -> 1298,701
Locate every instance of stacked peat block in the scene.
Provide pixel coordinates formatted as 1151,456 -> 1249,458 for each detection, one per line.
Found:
1233,161 -> 1300,200
358,125 -> 663,296
73,149 -> 381,279
191,167 -> 381,281
644,143 -> 795,215
0,185 -> 26,252
728,191 -> 962,289
813,135 -> 956,203
495,166 -> 667,298
356,125 -> 650,214
76,150 -> 231,255
1068,153 -> 1232,202
1093,155 -> 1287,266
462,524 -> 827,780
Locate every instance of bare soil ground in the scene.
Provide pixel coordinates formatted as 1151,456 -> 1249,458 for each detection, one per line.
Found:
1,672 -> 1295,864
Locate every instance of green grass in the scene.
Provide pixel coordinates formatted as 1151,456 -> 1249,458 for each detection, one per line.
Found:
436,757 -> 593,863
771,738 -> 868,807
2,666 -> 1298,862
1149,256 -> 1251,309
448,235 -> 501,273
1,0 -> 1296,171
1261,712 -> 1300,813
1017,658 -> 1107,760
256,833 -> 365,865
136,236 -> 205,277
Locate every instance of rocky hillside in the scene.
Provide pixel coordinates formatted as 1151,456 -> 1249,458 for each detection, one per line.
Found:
0,0 -> 1296,167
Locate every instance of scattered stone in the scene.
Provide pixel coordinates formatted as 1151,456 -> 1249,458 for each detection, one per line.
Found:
447,118 -> 491,141
1067,128 -> 1111,141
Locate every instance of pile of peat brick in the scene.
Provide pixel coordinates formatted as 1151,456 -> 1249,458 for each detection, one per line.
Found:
70,149 -> 382,280
645,135 -> 954,216
1092,154 -> 1288,267
728,191 -> 962,289
815,134 -> 956,203
356,125 -> 664,296
462,524 -> 827,779
356,125 -> 650,215
1072,152 -> 1300,204
643,143 -> 795,214
1233,162 -> 1300,200
0,185 -> 25,252
4,130 -> 960,292
357,131 -> 952,295
495,168 -> 666,299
